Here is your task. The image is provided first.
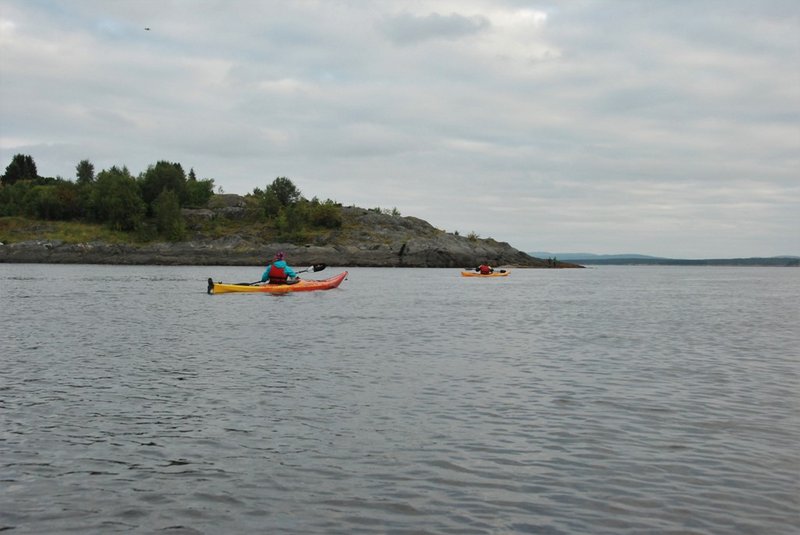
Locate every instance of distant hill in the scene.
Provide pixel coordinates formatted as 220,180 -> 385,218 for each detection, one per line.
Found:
531,252 -> 663,261
530,252 -> 799,267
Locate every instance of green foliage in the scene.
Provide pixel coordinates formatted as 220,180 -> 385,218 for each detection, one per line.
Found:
33,175 -> 60,185
75,159 -> 95,185
262,190 -> 282,218
265,176 -> 301,207
185,175 -> 215,208
308,199 -> 342,228
243,195 -> 266,221
23,186 -> 61,220
1,154 -> 347,243
0,179 -> 83,220
0,181 -> 33,216
90,166 -> 145,231
275,202 -> 308,236
153,189 -> 185,241
139,161 -> 186,208
2,154 -> 38,186
368,206 -> 401,216
252,177 -> 302,217
250,186 -> 283,218
467,231 -> 480,242
268,197 -> 343,242
23,182 -> 83,220
0,216 -> 132,244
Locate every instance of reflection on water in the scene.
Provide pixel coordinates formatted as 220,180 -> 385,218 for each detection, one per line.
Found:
1,264 -> 798,534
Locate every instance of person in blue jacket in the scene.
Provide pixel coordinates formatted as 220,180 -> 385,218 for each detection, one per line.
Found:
261,251 -> 298,284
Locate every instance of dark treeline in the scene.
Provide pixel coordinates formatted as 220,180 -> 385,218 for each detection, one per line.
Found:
0,154 -> 342,242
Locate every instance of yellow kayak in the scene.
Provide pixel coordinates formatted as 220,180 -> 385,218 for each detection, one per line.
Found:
461,270 -> 509,277
208,271 -> 348,294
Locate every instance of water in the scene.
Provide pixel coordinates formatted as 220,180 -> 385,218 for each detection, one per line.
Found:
1,264 -> 798,534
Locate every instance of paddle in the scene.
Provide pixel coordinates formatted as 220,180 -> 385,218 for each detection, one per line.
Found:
296,263 -> 327,274
232,263 -> 327,286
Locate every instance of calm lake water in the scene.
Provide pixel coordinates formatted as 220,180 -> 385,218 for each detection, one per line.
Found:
1,264 -> 798,534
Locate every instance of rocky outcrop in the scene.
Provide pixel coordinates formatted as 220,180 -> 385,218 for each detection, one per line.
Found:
325,207 -> 552,267
206,194 -> 247,220
0,203 -> 581,268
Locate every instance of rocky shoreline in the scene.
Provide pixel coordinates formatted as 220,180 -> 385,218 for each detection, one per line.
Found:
0,237 -> 577,268
0,205 -> 581,268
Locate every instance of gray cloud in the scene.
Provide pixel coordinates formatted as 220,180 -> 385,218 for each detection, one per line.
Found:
380,12 -> 490,45
0,0 -> 798,257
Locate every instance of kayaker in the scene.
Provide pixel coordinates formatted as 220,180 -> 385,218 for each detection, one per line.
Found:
260,251 -> 298,284
476,263 -> 494,275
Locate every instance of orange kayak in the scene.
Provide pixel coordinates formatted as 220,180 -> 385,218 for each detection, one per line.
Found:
208,271 -> 348,294
461,270 -> 509,277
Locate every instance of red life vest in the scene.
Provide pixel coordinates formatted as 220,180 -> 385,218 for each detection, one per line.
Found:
268,264 -> 288,283
479,264 -> 492,274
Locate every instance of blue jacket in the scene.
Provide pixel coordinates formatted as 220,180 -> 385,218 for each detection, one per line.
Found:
261,260 -> 297,282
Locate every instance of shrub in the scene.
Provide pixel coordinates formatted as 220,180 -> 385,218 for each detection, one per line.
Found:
0,181 -> 34,216
309,200 -> 342,228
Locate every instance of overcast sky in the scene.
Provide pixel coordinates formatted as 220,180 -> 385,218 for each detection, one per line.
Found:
1,0 -> 798,257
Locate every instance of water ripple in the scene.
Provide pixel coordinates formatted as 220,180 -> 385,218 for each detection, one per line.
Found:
1,265 -> 798,534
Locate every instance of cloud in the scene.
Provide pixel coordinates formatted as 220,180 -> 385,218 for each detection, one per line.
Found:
380,11 -> 490,44
0,0 -> 798,257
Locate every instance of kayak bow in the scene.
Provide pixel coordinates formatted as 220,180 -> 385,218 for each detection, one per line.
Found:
208,271 -> 348,294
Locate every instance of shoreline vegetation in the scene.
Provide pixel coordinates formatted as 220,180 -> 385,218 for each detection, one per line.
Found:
0,208 -> 576,268
0,155 -> 579,268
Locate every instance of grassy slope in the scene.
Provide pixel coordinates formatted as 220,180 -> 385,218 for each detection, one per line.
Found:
0,215 -> 342,246
0,217 -> 132,244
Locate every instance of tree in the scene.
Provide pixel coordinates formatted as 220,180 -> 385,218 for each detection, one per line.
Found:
139,161 -> 187,208
90,166 -> 145,230
153,189 -> 185,241
260,189 -> 282,218
265,176 -> 301,207
76,159 -> 95,185
2,154 -> 38,186
185,170 -> 215,208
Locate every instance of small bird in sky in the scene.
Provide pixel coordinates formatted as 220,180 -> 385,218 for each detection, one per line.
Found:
144,27 -> 151,31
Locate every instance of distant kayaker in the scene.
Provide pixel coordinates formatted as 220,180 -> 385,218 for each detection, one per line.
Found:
261,251 -> 298,284
476,263 -> 494,274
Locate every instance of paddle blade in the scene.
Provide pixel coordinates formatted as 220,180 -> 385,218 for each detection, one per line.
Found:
294,263 -> 326,275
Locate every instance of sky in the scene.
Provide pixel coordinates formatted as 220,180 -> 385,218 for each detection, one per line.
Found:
1,0 -> 798,258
